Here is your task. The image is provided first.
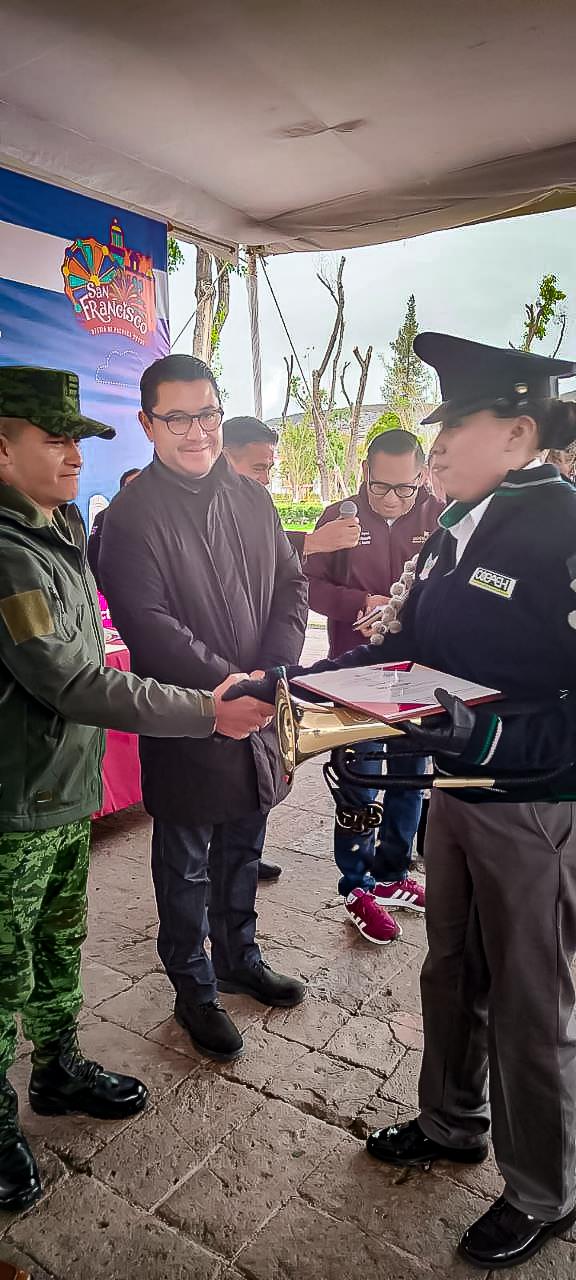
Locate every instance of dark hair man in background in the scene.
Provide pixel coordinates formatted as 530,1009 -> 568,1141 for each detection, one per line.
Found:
99,356 -> 308,1065
305,429 -> 444,944
223,416 -> 361,560
87,467 -> 141,588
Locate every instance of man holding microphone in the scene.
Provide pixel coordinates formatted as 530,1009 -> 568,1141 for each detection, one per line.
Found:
305,429 -> 444,943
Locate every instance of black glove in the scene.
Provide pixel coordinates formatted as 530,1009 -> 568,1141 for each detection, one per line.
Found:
221,666 -> 286,704
389,689 -> 478,757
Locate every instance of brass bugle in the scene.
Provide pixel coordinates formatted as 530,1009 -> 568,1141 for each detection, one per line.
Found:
275,676 -> 497,790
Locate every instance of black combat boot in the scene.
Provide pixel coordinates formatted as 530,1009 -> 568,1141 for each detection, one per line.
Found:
28,1027 -> 148,1120
0,1075 -> 41,1212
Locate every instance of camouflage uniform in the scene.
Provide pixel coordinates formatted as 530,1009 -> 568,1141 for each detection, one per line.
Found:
0,821 -> 90,1073
0,369 -> 216,1081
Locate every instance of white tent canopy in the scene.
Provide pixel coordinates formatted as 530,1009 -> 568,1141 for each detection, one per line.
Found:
1,0 -> 576,258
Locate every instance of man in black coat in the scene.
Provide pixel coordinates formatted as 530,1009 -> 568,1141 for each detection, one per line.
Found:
99,355 -> 308,1062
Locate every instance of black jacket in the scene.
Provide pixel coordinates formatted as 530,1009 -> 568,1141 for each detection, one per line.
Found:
99,454 -> 308,824
291,465 -> 576,802
87,507 -> 106,589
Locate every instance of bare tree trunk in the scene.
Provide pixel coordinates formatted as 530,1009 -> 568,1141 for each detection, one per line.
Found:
343,345 -> 373,488
210,258 -> 231,358
311,369 -> 330,500
281,355 -> 294,425
312,256 -> 346,500
193,248 -> 214,362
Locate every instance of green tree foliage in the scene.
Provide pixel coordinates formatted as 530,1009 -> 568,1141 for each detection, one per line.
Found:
278,419 -> 348,500
380,295 -> 432,430
363,412 -> 402,451
519,273 -> 567,352
167,236 -> 185,275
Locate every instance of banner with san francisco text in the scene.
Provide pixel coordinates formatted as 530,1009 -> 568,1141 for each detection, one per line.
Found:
0,166 -> 169,523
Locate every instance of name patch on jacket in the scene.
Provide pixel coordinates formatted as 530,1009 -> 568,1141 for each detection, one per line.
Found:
469,567 -> 517,599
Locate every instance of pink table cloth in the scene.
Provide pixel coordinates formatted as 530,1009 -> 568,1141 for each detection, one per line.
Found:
93,601 -> 143,819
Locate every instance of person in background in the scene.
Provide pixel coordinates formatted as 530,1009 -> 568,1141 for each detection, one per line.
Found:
305,430 -> 444,944
223,416 -> 361,560
223,413 -> 361,881
99,356 -> 308,1066
548,445 -> 576,482
0,367 -> 274,1214
87,467 -> 141,588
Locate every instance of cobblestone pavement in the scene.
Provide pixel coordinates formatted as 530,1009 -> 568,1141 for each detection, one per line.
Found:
2,629 -> 576,1278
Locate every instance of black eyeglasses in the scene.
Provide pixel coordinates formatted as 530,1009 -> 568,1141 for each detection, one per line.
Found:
367,472 -> 422,499
148,408 -> 224,436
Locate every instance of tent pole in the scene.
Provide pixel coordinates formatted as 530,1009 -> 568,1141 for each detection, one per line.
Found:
246,252 -> 263,418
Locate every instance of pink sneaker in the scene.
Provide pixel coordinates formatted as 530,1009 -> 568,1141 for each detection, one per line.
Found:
345,888 -> 402,944
374,877 -> 426,914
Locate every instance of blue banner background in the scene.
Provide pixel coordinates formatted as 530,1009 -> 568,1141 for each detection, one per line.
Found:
0,167 -> 169,521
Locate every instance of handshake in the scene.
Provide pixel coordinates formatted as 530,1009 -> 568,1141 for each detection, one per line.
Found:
212,671 -> 279,739
219,668 -> 482,760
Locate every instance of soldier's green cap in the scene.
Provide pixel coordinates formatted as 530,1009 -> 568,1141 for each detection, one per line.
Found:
0,367 -> 116,440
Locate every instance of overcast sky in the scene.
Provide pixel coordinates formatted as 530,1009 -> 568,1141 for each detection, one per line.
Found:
169,207 -> 576,418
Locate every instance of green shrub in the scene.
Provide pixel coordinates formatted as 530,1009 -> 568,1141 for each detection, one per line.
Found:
273,499 -> 324,529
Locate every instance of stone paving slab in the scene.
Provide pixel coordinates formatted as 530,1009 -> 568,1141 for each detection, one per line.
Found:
6,738 -> 573,1280
8,1175 -> 222,1280
237,1196 -> 432,1280
159,1098 -> 343,1258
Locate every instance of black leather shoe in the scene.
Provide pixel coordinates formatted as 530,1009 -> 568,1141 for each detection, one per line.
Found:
258,860 -> 282,882
0,1077 -> 41,1213
217,958 -> 306,1008
174,997 -> 244,1062
459,1195 -> 576,1270
367,1118 -> 488,1168
28,1028 -> 148,1120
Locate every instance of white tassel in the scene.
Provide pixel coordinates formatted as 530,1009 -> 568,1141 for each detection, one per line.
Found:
369,555 -> 419,646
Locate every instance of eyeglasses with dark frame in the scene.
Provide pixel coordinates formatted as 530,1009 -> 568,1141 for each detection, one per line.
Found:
367,471 -> 422,499
148,408 -> 224,436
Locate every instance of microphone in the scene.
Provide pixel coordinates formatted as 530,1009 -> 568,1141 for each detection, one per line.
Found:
339,499 -> 358,518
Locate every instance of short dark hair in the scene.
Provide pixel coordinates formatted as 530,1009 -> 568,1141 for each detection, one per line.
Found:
223,416 -> 278,448
367,428 -> 425,467
120,468 -> 141,488
140,354 -> 220,417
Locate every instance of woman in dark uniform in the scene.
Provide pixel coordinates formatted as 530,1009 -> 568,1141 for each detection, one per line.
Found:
227,334 -> 576,1270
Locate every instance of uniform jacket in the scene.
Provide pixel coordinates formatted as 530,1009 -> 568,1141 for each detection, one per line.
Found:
306,484 -> 444,657
99,454 -> 308,825
0,485 -> 216,833
292,465 -> 576,802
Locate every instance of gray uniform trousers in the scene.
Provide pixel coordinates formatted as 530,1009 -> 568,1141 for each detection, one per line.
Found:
418,790 -> 576,1220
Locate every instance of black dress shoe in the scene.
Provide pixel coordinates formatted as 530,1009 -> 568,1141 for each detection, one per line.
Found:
28,1028 -> 148,1120
174,997 -> 244,1062
459,1195 -> 576,1270
217,958 -> 306,1008
367,1118 -> 488,1168
0,1077 -> 41,1213
258,860 -> 282,882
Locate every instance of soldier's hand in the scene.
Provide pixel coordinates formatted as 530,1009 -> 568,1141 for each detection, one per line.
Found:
213,674 -> 275,739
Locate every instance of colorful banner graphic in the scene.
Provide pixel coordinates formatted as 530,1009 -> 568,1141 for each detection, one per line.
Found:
0,167 -> 169,523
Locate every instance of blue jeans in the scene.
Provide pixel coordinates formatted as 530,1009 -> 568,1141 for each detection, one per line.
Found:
151,814 -> 265,1004
332,740 -> 427,896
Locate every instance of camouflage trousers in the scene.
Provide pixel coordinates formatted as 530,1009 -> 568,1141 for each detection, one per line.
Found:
0,820 -> 90,1073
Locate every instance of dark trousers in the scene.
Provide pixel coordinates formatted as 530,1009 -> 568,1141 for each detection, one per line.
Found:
419,791 -> 576,1220
151,813 -> 265,1004
332,740 -> 426,896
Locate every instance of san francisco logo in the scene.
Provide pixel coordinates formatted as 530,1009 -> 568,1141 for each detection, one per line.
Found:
62,218 -> 156,345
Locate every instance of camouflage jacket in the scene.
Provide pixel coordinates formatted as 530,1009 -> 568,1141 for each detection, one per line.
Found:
0,485 -> 216,832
